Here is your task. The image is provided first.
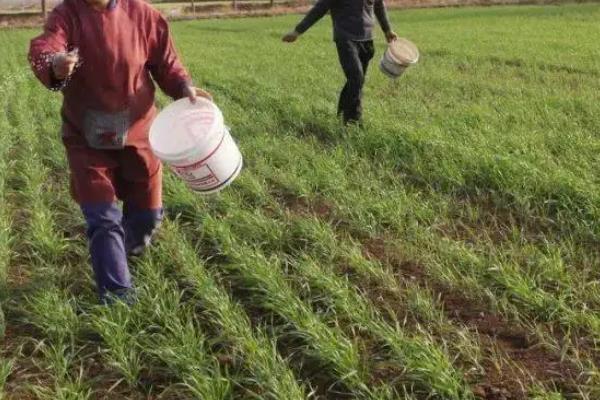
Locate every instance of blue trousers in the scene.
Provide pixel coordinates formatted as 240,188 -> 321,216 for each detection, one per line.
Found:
81,203 -> 163,300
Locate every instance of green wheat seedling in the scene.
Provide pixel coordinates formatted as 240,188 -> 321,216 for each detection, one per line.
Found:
90,303 -> 145,388
127,256 -> 232,400
0,358 -> 13,399
153,222 -> 306,400
0,133 -> 14,340
189,216 -> 396,398
292,256 -> 471,399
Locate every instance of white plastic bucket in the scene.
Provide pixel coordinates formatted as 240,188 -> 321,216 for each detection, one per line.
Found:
380,38 -> 419,79
149,97 -> 243,194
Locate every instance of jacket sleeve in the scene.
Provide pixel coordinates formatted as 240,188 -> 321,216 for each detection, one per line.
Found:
28,11 -> 70,91
295,0 -> 333,34
148,16 -> 192,100
374,0 -> 392,34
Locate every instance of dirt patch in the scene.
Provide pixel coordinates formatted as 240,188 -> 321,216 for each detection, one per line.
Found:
434,281 -> 576,396
356,234 -> 581,399
273,189 -> 589,397
80,352 -> 152,400
1,324 -> 54,398
276,192 -> 336,220
439,289 -> 580,398
362,237 -> 426,282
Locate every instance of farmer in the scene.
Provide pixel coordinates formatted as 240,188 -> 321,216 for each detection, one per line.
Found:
283,0 -> 397,124
29,0 -> 211,304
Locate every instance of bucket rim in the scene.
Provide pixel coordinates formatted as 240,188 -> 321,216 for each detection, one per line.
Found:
386,38 -> 420,65
150,97 -> 225,163
153,127 -> 226,164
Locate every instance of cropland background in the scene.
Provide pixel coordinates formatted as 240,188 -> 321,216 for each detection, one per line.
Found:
1,3 -> 600,400
1,0 -> 600,28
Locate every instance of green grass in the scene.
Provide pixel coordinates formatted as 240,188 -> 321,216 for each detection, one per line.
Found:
1,3 -> 600,399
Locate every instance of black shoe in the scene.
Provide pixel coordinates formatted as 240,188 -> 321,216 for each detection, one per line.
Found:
343,118 -> 364,128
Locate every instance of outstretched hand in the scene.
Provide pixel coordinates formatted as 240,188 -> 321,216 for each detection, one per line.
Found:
52,49 -> 79,80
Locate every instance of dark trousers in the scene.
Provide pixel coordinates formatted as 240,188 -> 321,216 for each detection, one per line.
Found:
335,40 -> 375,124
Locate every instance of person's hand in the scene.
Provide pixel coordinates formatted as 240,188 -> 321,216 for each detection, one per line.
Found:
183,85 -> 213,104
52,50 -> 79,80
385,31 -> 398,43
282,30 -> 300,43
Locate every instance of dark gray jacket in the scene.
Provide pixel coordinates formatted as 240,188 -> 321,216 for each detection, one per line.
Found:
295,0 -> 392,42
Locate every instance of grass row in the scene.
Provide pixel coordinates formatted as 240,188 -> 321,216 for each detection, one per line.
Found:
3,80 -> 93,399
151,222 -> 308,399
163,172 -> 473,398
0,86 -> 15,399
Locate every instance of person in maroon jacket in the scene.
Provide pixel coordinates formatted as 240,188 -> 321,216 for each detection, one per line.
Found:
29,0 -> 211,304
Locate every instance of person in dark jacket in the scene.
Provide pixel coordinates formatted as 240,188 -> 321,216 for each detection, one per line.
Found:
283,0 -> 397,124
